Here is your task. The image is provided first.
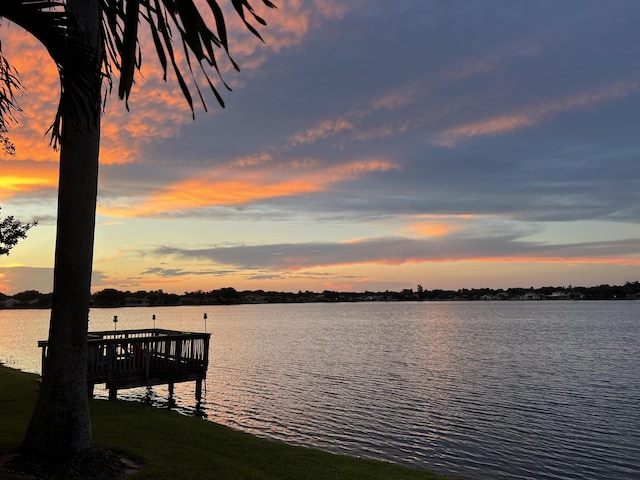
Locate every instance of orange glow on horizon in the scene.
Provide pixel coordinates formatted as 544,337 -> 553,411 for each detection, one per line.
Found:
0,163 -> 58,200
340,237 -> 370,245
282,255 -> 640,271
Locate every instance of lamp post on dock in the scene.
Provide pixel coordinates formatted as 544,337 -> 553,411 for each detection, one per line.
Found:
204,312 -> 207,333
113,315 -> 118,334
152,314 -> 156,330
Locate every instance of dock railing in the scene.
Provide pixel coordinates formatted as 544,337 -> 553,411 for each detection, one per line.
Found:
38,328 -> 211,400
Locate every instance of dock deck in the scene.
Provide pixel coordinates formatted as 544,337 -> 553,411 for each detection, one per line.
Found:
39,328 -> 211,400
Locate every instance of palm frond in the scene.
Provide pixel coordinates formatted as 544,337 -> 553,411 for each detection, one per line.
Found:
0,1 -> 67,63
0,0 -> 276,149
0,0 -> 69,148
103,0 -> 277,113
0,47 -> 22,155
0,46 -> 22,128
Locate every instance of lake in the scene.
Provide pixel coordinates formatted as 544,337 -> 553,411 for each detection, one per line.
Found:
1,301 -> 638,479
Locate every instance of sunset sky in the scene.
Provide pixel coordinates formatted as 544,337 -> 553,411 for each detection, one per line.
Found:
1,0 -> 640,295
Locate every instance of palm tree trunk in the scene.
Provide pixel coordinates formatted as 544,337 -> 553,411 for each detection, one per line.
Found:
21,0 -> 103,457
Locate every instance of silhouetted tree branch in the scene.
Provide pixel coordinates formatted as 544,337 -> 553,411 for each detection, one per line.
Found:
0,207 -> 36,255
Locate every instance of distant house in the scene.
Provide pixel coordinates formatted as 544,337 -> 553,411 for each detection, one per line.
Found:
124,297 -> 150,307
520,292 -> 543,300
243,294 -> 266,304
549,291 -> 570,300
2,298 -> 21,308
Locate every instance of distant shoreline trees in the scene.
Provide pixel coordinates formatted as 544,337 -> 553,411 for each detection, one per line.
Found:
2,282 -> 640,309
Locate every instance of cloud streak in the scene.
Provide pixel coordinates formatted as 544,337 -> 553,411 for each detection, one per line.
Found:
153,234 -> 640,272
430,81 -> 639,147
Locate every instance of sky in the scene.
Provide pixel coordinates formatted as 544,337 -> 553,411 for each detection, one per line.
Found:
1,0 -> 640,295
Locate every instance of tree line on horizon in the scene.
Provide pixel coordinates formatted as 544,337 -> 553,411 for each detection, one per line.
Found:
2,281 -> 640,309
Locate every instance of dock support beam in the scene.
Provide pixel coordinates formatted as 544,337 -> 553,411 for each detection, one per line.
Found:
109,387 -> 118,401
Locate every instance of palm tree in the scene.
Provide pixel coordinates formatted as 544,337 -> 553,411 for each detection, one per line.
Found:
0,0 -> 274,457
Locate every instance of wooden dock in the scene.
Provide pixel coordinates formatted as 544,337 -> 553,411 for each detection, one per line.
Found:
38,328 -> 211,401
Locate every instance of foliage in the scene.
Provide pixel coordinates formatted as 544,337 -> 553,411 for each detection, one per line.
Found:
91,288 -> 127,307
0,207 -> 36,255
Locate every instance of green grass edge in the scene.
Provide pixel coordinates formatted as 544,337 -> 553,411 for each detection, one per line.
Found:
0,365 -> 456,479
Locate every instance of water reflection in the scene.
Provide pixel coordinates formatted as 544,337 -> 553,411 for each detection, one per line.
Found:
142,386 -> 154,405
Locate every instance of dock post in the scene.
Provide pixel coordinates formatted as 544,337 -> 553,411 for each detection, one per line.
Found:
168,382 -> 175,407
195,379 -> 203,402
109,387 -> 118,401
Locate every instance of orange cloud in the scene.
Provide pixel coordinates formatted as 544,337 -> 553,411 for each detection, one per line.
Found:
224,0 -> 356,70
339,237 -> 371,245
287,254 -> 640,271
100,157 -> 400,217
0,26 -> 61,163
432,80 -> 639,146
289,119 -> 356,145
287,89 -> 422,146
229,153 -> 273,168
433,115 -> 536,147
369,82 -> 425,112
0,162 -> 58,200
410,222 -> 456,237
405,214 -> 478,238
451,256 -> 640,267
439,57 -> 499,82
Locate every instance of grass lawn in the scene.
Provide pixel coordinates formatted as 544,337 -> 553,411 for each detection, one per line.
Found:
0,365 -> 455,479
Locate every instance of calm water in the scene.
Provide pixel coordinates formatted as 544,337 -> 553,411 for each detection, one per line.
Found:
1,301 -> 638,479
